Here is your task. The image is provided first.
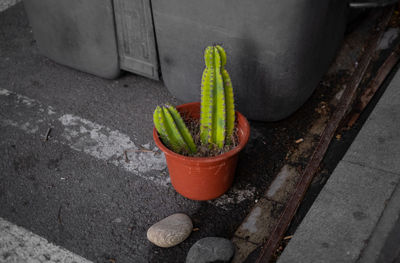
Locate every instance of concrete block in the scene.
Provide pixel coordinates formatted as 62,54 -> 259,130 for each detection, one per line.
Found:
151,0 -> 348,121
231,237 -> 258,263
265,165 -> 300,204
23,0 -> 120,79
113,0 -> 159,80
344,72 -> 400,175
234,198 -> 284,244
278,161 -> 400,263
358,180 -> 400,262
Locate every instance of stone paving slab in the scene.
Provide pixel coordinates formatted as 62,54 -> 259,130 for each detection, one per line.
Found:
278,161 -> 400,263
343,70 -> 400,174
358,179 -> 400,263
278,68 -> 400,263
375,215 -> 400,262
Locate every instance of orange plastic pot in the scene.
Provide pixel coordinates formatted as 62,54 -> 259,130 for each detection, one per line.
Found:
153,102 -> 250,201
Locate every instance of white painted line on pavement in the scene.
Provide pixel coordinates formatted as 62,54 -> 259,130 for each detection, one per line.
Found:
0,88 -> 169,186
0,0 -> 20,12
0,88 -> 256,207
58,114 -> 168,183
0,217 -> 92,263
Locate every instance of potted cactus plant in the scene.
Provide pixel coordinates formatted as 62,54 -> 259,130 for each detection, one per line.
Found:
153,45 -> 250,201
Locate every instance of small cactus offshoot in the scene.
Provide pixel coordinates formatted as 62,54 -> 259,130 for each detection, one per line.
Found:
153,104 -> 197,154
200,45 -> 235,149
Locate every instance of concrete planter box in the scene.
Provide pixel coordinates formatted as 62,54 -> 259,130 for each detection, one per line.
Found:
23,0 -> 394,120
23,0 -> 120,79
23,0 -> 159,80
151,0 -> 348,121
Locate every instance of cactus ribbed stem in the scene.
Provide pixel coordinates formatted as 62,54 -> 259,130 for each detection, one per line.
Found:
216,45 -> 235,144
153,105 -> 197,154
165,104 -> 197,154
212,47 -> 226,149
200,45 -> 235,149
162,107 -> 188,152
154,106 -> 169,145
200,46 -> 215,145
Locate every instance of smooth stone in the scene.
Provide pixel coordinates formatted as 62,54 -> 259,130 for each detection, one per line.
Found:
147,213 -> 193,248
186,237 -> 235,263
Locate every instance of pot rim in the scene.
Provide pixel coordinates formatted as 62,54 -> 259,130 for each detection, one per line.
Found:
153,102 -> 250,164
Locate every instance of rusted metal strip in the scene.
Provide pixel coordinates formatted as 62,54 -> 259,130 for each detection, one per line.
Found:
347,46 -> 400,128
256,8 -> 394,263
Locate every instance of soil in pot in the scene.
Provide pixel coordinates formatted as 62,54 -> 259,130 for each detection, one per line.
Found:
162,115 -> 240,158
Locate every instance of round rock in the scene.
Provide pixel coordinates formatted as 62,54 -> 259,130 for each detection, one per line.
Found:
186,237 -> 235,263
147,213 -> 193,248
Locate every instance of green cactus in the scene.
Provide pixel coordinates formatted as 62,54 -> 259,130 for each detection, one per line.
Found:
154,44 -> 235,154
216,45 -> 235,144
200,45 -> 235,149
153,105 -> 197,154
164,104 -> 197,153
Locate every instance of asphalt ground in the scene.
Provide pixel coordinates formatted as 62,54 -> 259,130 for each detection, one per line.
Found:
0,4 -> 285,262
0,3 -> 387,263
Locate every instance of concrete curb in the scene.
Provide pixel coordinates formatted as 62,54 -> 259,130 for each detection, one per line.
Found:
278,68 -> 400,263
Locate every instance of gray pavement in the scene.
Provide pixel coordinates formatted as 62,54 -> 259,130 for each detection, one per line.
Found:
278,67 -> 400,262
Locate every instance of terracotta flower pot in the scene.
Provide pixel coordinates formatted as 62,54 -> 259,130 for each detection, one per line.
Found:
153,102 -> 250,201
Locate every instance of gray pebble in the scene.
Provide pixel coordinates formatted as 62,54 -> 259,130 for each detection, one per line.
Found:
186,237 -> 235,263
147,213 -> 193,248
